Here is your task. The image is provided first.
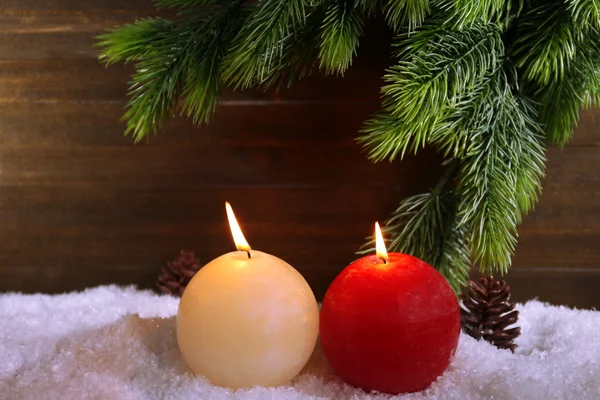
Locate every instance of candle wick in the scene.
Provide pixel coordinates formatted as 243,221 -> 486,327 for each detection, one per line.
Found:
246,250 -> 251,259
380,258 -> 387,264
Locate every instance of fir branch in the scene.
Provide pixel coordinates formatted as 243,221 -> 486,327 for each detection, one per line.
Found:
122,51 -> 184,141
258,4 -> 327,89
567,0 -> 600,29
359,21 -> 503,161
179,3 -> 247,125
221,0 -> 307,88
318,0 -> 364,75
527,26 -> 600,146
356,0 -> 381,15
436,0 -> 505,27
534,61 -> 600,147
428,67 -> 501,159
97,1 -> 244,141
97,18 -> 174,65
384,22 -> 502,122
456,70 -> 544,272
513,96 -> 546,217
512,2 -> 577,86
384,0 -> 430,32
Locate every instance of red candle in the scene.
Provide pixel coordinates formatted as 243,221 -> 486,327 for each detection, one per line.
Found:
319,223 -> 460,394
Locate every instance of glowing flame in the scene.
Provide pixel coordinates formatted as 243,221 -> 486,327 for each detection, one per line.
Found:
225,202 -> 251,252
375,222 -> 389,263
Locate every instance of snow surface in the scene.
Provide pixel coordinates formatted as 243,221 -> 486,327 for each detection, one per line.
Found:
0,285 -> 599,400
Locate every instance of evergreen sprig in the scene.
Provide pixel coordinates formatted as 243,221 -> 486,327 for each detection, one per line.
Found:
359,21 -> 503,162
97,0 -> 600,293
385,0 -> 430,31
318,0 -> 365,74
222,0 -> 307,88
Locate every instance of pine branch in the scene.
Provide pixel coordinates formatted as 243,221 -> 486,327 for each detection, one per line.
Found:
567,0 -> 600,29
545,35 -> 600,146
97,1 -> 244,141
258,4 -> 326,89
512,2 -> 576,86
515,5 -> 600,146
97,18 -> 174,65
179,4 -> 247,125
359,21 -> 503,161
436,0 -> 505,27
384,0 -> 430,32
456,70 -> 544,272
513,95 -> 547,217
356,0 -> 381,15
318,0 -> 365,75
221,0 -> 308,88
429,68 -> 499,158
534,57 -> 600,147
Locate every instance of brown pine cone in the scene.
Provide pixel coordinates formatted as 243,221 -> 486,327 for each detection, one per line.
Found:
157,250 -> 201,296
461,276 -> 521,352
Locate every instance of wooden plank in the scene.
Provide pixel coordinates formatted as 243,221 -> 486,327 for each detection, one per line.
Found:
0,59 -> 382,103
0,59 -> 130,102
513,232 -> 600,269
0,185 -> 434,236
0,185 -> 426,294
0,13 -> 139,33
0,145 -> 441,188
0,101 -> 382,146
2,0 -> 156,12
513,146 -> 600,232
572,108 -> 600,146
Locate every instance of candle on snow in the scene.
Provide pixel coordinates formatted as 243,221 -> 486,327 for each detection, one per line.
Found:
176,203 -> 319,389
319,222 -> 461,394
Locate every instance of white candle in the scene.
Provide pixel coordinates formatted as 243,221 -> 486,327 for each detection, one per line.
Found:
176,203 -> 319,389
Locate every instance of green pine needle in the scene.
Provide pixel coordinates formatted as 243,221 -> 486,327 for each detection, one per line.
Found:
359,21 -> 503,161
98,1 -> 244,141
384,0 -> 430,32
221,0 -> 307,88
513,3 -> 577,86
522,20 -> 600,146
456,71 -> 545,272
252,3 -> 327,90
567,0 -> 600,29
318,0 -> 364,75
97,18 -> 174,65
437,0 -> 505,27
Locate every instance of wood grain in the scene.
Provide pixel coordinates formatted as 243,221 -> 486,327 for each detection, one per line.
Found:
1,1 -> 599,310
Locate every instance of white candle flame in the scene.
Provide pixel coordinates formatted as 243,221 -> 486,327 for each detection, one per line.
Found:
375,222 -> 389,263
225,202 -> 251,252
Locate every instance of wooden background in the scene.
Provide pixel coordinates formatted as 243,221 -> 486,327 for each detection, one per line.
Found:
1,1 -> 599,308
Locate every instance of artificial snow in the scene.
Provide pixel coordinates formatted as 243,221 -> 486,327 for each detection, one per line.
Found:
0,286 -> 599,400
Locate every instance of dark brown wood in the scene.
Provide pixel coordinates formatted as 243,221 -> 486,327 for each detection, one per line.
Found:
1,1 -> 599,310
473,269 -> 600,310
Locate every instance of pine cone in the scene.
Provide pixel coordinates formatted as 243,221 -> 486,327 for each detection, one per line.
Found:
157,250 -> 201,296
461,276 -> 521,352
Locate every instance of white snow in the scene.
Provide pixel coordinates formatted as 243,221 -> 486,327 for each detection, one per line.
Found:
1,285 -> 599,399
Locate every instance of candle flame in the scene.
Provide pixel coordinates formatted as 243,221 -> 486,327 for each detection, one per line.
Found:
225,202 -> 251,252
375,222 -> 389,263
